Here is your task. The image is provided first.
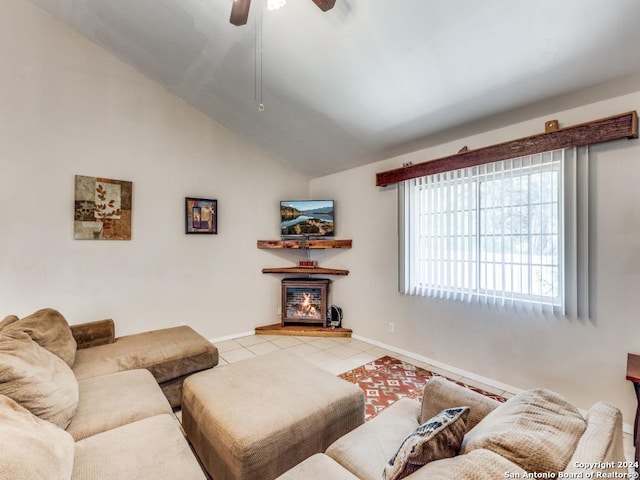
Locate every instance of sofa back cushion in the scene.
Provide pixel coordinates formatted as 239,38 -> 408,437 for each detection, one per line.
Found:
2,308 -> 77,367
0,315 -> 19,329
562,402 -> 627,476
0,394 -> 74,480
420,376 -> 500,431
0,331 -> 79,429
461,388 -> 586,473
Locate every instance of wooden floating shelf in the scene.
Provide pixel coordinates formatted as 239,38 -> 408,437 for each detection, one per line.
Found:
255,323 -> 352,338
257,239 -> 352,249
262,267 -> 349,275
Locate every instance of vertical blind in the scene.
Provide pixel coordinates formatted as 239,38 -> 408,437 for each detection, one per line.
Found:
399,148 -> 588,316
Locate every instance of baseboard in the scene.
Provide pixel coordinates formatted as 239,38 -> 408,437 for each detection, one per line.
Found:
351,334 -> 524,396
208,330 -> 255,344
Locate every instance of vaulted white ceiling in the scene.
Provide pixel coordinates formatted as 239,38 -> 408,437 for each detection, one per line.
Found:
28,0 -> 640,177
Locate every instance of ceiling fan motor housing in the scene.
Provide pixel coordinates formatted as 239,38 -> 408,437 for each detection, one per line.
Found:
230,0 -> 337,26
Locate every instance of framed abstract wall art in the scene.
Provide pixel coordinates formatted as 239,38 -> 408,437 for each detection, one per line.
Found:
185,197 -> 217,234
74,175 -> 132,240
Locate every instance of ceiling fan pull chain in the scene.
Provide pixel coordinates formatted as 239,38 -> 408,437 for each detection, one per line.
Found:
254,2 -> 264,112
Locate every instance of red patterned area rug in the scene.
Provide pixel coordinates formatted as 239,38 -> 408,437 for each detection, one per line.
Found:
339,356 -> 506,421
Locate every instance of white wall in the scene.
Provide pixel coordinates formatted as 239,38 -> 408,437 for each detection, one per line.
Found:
311,94 -> 640,427
0,0 -> 308,339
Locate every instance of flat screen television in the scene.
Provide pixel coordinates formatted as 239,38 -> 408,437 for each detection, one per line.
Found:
280,200 -> 335,237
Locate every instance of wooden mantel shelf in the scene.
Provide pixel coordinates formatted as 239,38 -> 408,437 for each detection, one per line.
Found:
262,266 -> 349,275
257,239 -> 352,249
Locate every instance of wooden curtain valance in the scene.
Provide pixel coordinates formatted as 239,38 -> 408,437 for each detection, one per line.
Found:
376,111 -> 638,187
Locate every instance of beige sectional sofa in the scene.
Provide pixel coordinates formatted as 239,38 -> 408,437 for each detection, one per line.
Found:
278,376 -> 628,480
0,308 -> 218,479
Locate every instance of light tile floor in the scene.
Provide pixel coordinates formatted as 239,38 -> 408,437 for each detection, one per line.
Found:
207,333 -> 635,463
218,334 -> 517,397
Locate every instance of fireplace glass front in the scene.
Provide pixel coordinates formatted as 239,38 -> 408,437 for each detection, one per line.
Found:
281,278 -> 330,326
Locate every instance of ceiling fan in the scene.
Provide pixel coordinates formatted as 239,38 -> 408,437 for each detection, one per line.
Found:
230,0 -> 337,26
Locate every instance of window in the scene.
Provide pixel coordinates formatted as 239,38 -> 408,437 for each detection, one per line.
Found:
399,149 -> 571,314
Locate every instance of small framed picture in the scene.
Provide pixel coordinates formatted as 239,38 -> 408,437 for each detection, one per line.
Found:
185,197 -> 217,234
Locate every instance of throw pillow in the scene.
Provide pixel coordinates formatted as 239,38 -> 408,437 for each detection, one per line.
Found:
0,394 -> 74,480
460,388 -> 587,474
383,406 -> 470,480
0,331 -> 79,429
2,308 -> 77,367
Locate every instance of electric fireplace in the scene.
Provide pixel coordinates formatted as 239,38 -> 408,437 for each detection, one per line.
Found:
281,278 -> 330,326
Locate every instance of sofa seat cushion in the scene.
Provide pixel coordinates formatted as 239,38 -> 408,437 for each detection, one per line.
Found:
72,414 -> 207,480
0,331 -> 79,429
66,369 -> 173,441
405,449 -> 527,479
326,397 -> 422,480
72,325 -> 218,382
276,454 -> 360,480
461,388 -> 587,473
384,406 -> 470,480
2,308 -> 77,367
0,394 -> 75,480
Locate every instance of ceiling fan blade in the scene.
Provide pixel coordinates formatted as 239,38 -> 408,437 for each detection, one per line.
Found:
230,0 -> 251,26
311,0 -> 336,12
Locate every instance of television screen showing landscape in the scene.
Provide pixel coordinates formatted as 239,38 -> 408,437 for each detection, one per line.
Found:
280,200 -> 334,237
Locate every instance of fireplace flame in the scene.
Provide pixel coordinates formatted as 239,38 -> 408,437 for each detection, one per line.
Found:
295,292 -> 319,318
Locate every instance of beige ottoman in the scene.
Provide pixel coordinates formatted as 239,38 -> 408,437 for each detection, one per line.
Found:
182,350 -> 365,480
